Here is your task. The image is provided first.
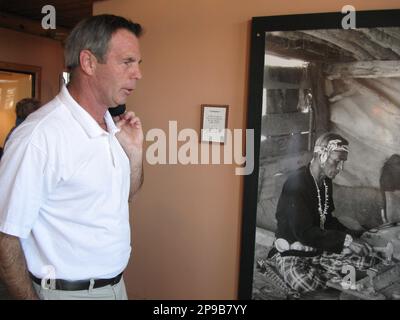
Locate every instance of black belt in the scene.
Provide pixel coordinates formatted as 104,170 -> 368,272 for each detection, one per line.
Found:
30,272 -> 123,291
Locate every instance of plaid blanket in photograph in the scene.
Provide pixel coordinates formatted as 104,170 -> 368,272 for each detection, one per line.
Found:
274,252 -> 377,293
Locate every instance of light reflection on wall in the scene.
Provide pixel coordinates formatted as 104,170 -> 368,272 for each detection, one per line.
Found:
0,72 -> 32,147
5,87 -> 16,110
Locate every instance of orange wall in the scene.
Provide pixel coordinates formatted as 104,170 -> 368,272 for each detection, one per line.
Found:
94,0 -> 400,299
0,28 -> 64,105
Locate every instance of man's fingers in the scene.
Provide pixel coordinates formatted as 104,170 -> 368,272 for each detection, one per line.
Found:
122,111 -> 136,120
357,243 -> 370,256
365,243 -> 373,254
115,118 -> 127,128
350,241 -> 370,256
130,117 -> 141,127
117,118 -> 142,132
118,111 -> 141,127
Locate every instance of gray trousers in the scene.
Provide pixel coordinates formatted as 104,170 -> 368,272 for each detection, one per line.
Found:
32,277 -> 128,300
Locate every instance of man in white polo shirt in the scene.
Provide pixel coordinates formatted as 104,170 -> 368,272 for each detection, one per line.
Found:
0,14 -> 144,300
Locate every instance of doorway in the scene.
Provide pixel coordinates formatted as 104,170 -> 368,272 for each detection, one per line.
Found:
0,62 -> 41,147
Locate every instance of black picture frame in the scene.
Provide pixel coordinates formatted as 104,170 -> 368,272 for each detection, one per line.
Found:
239,9 -> 400,300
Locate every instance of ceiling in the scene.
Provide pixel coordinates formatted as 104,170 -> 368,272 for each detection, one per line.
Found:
0,0 -> 105,40
0,0 -> 95,29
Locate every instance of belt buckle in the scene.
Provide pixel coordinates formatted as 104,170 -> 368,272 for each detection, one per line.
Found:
89,278 -> 96,291
41,277 -> 56,290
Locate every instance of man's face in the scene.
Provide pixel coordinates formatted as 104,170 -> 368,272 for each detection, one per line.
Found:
322,151 -> 348,179
93,28 -> 142,107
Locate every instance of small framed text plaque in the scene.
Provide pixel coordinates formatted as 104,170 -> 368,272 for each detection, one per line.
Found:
200,105 -> 229,144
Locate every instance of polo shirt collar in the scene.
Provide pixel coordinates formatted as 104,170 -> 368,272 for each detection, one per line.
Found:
57,85 -> 120,138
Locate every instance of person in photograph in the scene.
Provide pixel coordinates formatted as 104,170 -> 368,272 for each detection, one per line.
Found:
0,14 -> 144,300
267,132 -> 377,293
0,98 -> 41,161
4,98 -> 42,145
380,154 -> 400,223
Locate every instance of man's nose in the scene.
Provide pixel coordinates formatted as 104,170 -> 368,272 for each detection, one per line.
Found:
333,167 -> 342,176
131,65 -> 142,80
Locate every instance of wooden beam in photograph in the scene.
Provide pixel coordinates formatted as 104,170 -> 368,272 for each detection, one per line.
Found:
326,77 -> 358,103
324,61 -> 400,80
264,66 -> 311,90
270,31 -> 356,61
262,112 -> 310,136
302,30 -> 374,61
343,29 -> 400,60
266,35 -> 327,62
0,11 -> 70,41
265,34 -> 354,63
263,80 -> 308,90
328,88 -> 357,103
266,89 -> 300,114
260,133 -> 309,158
309,63 -> 330,135
377,27 -> 400,42
328,29 -> 390,59
358,28 -> 400,57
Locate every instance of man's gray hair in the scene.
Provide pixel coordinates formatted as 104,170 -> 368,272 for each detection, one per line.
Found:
64,14 -> 142,72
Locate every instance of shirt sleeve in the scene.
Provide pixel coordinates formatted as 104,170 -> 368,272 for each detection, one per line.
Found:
285,184 -> 346,253
0,138 -> 57,239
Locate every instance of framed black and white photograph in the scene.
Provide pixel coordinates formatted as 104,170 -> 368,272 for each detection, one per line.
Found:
239,9 -> 400,300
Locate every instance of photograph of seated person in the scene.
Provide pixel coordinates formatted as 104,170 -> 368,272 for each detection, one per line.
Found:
380,154 -> 400,224
266,132 -> 377,294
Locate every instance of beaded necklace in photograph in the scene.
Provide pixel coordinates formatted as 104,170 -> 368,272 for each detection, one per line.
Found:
310,169 -> 329,230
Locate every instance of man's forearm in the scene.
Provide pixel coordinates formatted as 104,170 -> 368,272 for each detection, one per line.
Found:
128,149 -> 143,200
0,232 -> 38,299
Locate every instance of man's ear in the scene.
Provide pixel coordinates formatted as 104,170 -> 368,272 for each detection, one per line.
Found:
79,50 -> 97,75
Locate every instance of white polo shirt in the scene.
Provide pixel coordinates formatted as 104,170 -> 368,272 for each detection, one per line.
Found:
0,86 -> 131,280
